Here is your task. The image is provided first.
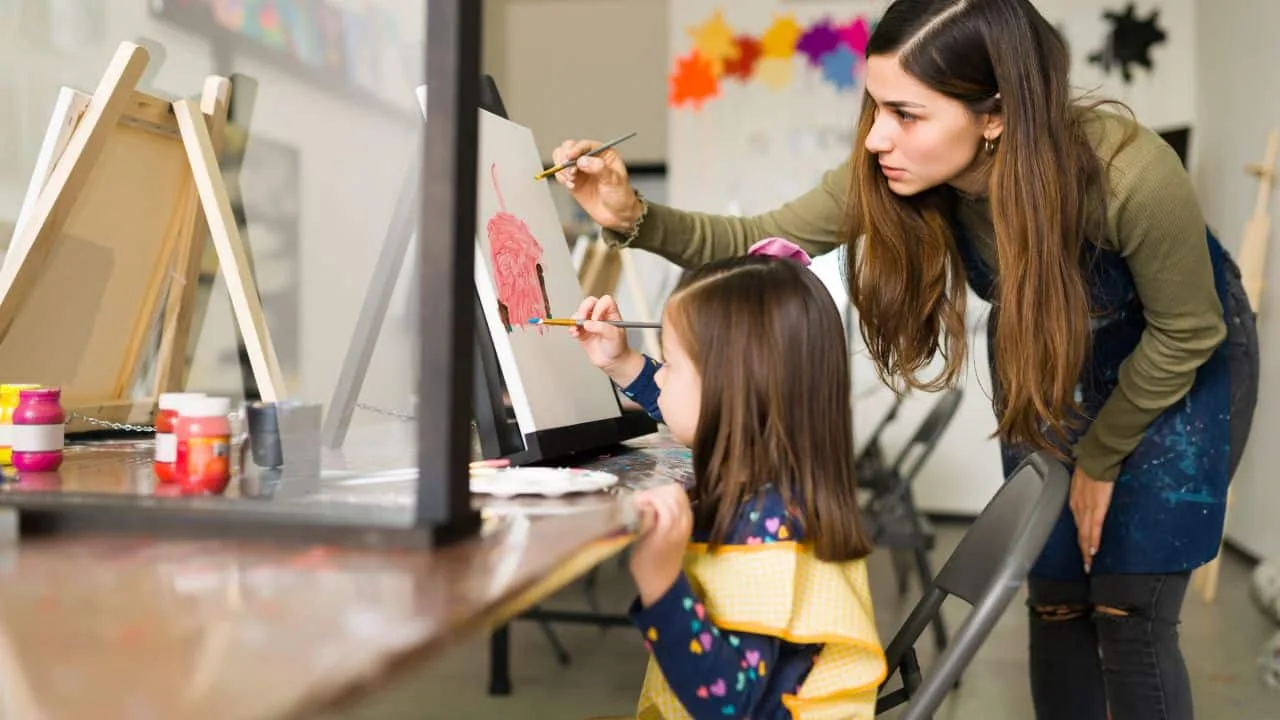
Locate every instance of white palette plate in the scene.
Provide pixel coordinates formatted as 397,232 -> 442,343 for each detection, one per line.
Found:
470,467 -> 619,498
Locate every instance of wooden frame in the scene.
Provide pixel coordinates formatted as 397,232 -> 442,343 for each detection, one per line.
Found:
0,42 -> 284,431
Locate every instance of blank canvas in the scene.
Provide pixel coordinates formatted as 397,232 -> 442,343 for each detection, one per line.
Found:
474,109 -> 622,434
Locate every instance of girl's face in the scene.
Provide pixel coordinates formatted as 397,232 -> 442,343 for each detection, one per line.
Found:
654,318 -> 701,447
862,54 -> 1002,196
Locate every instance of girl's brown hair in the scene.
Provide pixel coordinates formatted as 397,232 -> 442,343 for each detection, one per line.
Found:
666,256 -> 871,563
847,0 -> 1114,454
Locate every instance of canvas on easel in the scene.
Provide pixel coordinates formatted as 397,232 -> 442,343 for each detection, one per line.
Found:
0,41 -> 285,431
473,109 -> 623,436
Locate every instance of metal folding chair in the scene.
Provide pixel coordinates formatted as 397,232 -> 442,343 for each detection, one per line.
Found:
875,450 -> 1070,718
861,388 -> 964,652
855,389 -> 909,486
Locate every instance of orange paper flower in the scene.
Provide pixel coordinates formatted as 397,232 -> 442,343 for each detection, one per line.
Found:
669,50 -> 719,109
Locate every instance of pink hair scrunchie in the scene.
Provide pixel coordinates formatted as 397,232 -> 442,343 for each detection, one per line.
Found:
747,237 -> 813,267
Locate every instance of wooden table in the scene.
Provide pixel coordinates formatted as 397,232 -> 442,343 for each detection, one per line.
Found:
0,426 -> 692,719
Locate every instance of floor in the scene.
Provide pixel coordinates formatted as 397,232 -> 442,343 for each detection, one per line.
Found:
346,522 -> 1280,719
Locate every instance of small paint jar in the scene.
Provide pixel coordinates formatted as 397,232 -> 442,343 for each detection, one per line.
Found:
154,392 -> 205,484
174,396 -> 232,495
12,388 -> 65,472
0,384 -> 40,466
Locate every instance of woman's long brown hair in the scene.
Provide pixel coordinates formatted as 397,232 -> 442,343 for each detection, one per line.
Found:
666,257 -> 872,563
848,0 -> 1114,454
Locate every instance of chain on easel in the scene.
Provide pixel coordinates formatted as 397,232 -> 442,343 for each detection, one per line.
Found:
65,409 -> 246,434
68,402 -> 436,435
66,411 -> 156,433
355,402 -> 416,422
354,403 -> 483,444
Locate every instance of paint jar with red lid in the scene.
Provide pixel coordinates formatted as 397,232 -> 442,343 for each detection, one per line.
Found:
175,396 -> 232,495
154,392 -> 205,483
12,388 -> 65,472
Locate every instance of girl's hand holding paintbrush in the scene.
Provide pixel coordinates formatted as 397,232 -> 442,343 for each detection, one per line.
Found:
570,295 -> 647,386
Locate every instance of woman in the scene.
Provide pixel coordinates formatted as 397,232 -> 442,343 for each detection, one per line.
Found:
552,0 -> 1259,718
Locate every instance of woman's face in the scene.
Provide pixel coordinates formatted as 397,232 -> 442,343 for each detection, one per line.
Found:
862,54 -> 1001,196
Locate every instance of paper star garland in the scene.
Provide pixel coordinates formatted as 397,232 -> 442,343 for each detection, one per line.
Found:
754,57 -> 793,91
796,18 -> 841,67
760,14 -> 803,58
1087,2 -> 1167,84
669,10 -> 879,108
688,9 -> 739,75
724,35 -> 762,81
837,17 -> 870,57
820,45 -> 858,91
669,50 -> 719,109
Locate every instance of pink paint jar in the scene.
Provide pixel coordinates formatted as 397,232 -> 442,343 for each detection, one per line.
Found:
11,388 -> 65,472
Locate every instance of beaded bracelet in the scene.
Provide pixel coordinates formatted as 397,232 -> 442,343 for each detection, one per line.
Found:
614,188 -> 648,248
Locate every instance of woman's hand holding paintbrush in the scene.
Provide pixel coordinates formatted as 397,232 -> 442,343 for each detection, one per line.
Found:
569,295 -> 649,387
551,138 -> 643,235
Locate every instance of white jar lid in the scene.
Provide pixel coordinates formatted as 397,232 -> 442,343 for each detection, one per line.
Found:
158,392 -> 206,411
185,396 -> 231,418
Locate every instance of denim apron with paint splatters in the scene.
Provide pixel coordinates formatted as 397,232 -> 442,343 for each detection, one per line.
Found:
953,222 -> 1259,580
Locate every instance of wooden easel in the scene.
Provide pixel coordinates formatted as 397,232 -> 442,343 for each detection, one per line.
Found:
1193,127 -> 1277,604
0,42 -> 285,431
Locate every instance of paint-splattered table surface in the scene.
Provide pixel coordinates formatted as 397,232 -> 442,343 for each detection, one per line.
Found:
0,425 -> 692,719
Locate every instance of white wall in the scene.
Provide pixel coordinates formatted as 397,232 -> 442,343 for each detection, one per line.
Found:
484,0 -> 668,163
1195,1 -> 1279,562
483,0 -> 1197,171
1051,0 -> 1196,133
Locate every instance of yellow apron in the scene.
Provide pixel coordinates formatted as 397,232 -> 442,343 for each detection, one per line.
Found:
635,541 -> 887,719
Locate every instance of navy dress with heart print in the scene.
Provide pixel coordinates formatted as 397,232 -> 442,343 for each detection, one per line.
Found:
622,363 -> 823,720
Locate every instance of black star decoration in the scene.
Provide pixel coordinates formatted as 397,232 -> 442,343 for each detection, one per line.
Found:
1087,3 -> 1167,84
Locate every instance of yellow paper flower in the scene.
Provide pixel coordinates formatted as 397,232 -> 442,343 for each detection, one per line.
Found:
754,57 -> 794,91
688,9 -> 740,75
760,14 -> 803,58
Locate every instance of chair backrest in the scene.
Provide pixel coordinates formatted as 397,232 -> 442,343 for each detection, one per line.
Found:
876,450 -> 1070,720
856,390 -> 910,462
854,390 -> 909,491
889,388 -> 964,484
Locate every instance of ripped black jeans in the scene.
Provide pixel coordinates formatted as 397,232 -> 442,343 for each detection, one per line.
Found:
1028,573 -> 1192,720
1025,249 -> 1262,719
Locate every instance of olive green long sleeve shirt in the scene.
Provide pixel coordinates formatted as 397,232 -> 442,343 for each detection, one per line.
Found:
605,109 -> 1226,482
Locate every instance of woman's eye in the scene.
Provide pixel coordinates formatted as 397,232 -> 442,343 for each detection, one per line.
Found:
896,111 -> 916,122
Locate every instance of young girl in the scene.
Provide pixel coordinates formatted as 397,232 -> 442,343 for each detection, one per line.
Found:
571,239 -> 886,720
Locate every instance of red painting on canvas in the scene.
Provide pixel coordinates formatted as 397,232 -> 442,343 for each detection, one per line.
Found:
485,162 -> 551,332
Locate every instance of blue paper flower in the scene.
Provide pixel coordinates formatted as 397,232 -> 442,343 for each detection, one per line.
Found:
820,44 -> 858,91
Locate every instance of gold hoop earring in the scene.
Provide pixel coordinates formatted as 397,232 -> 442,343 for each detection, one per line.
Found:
984,137 -> 995,153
